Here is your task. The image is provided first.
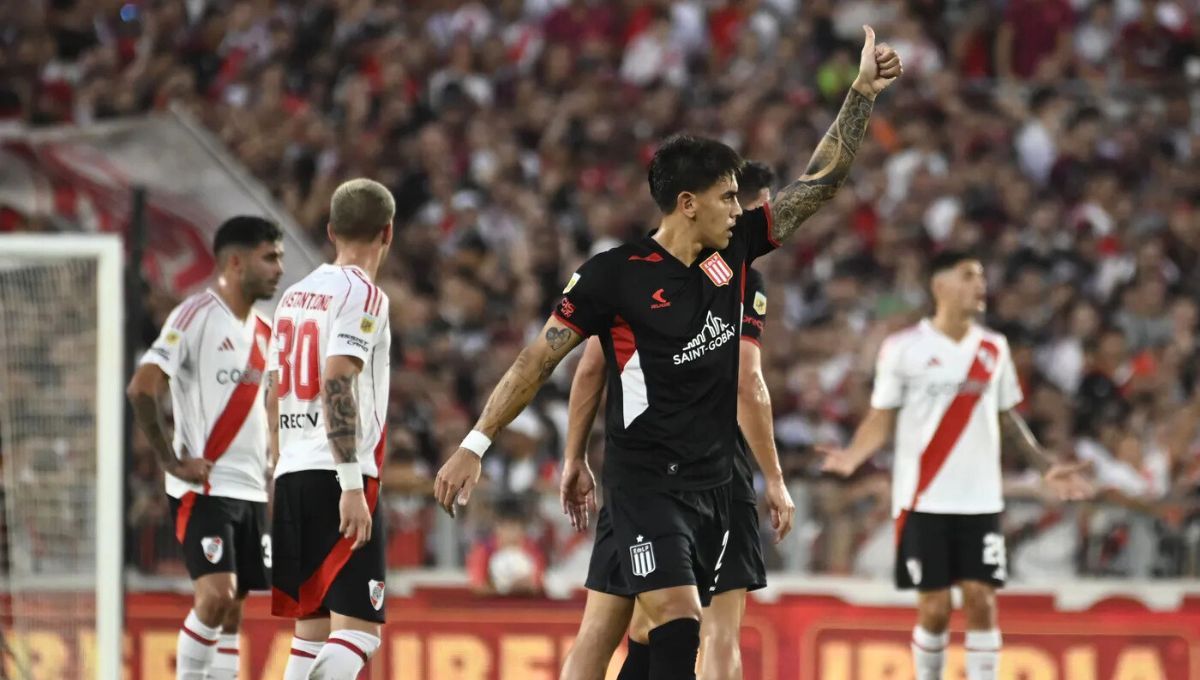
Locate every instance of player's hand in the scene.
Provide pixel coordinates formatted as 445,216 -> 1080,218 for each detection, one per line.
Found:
817,445 -> 861,478
168,454 -> 213,484
434,448 -> 483,518
852,25 -> 903,97
338,489 -> 372,550
1043,461 -> 1095,502
764,476 -> 796,544
560,456 -> 597,532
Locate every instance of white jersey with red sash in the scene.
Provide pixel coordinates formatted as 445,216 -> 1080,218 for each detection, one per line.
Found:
871,320 -> 1023,529
140,289 -> 272,510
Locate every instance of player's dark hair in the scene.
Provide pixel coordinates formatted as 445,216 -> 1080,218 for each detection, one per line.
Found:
738,160 -> 775,195
647,134 -> 744,214
329,178 -> 396,243
928,249 -> 979,278
212,216 -> 282,256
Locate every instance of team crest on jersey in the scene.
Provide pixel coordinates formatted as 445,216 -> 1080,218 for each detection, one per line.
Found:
361,316 -> 376,334
563,272 -> 580,294
976,344 -> 997,373
165,330 -> 181,345
753,291 -> 767,315
699,253 -> 733,286
368,579 -> 386,610
906,558 -> 922,585
630,536 -> 656,577
201,537 -> 224,564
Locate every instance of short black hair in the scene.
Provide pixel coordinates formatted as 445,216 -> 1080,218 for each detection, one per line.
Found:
212,216 -> 282,256
928,249 -> 980,278
647,134 -> 743,214
738,160 -> 775,195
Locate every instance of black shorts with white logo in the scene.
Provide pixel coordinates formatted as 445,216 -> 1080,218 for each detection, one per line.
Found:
713,498 -> 767,594
585,482 -> 732,607
167,493 -> 270,593
271,470 -> 387,623
894,511 -> 1006,591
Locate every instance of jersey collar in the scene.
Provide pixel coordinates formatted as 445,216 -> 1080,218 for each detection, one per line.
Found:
920,318 -> 980,348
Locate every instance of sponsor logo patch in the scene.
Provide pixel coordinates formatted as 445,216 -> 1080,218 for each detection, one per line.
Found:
651,288 -> 671,310
369,579 -> 386,610
165,330 -> 181,345
753,291 -> 767,315
360,316 -> 375,334
673,312 -> 736,365
201,536 -> 224,564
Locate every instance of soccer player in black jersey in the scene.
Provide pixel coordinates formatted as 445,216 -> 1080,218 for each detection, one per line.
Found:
559,162 -> 788,680
436,27 -> 901,678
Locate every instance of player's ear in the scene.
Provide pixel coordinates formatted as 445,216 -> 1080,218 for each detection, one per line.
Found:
380,222 -> 393,247
326,223 -> 335,245
678,191 -> 697,218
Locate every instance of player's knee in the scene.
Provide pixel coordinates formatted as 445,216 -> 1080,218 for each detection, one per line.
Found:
220,599 -> 244,632
961,584 -> 997,628
918,596 -> 952,632
195,581 -> 238,623
701,626 -> 742,667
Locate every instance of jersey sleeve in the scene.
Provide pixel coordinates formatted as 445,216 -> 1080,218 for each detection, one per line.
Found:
731,204 -> 780,263
996,340 -> 1025,411
328,282 -> 387,363
870,336 -> 905,410
741,268 -> 767,344
553,254 -> 614,338
138,301 -> 196,378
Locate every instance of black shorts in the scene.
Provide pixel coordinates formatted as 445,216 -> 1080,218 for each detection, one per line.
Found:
271,470 -> 387,623
168,493 -> 269,593
585,483 -> 732,607
713,498 -> 766,594
894,511 -> 1006,591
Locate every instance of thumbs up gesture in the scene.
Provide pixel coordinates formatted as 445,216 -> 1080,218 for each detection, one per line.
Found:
853,25 -> 903,98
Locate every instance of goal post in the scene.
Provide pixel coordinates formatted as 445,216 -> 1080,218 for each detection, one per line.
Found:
0,234 -> 123,680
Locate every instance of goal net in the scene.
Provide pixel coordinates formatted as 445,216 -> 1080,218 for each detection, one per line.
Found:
0,235 -> 122,680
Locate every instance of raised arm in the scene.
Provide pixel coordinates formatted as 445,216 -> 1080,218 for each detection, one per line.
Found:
770,26 -> 902,244
127,364 -> 211,484
562,336 -> 606,530
737,340 -> 795,543
999,409 -> 1094,501
435,316 -> 585,516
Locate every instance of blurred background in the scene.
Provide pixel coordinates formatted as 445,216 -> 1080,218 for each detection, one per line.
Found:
3,0 -> 1200,677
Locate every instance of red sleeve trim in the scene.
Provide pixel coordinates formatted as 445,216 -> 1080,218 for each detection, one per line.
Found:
552,311 -> 586,337
764,202 -> 781,248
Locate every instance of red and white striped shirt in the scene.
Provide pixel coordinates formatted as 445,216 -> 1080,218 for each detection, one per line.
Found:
140,290 -> 272,501
871,320 -> 1023,517
270,264 -> 390,479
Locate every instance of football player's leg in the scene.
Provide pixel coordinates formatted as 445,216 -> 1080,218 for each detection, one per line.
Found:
698,588 -> 747,680
283,616 -> 329,680
561,590 -> 635,680
961,580 -> 1000,680
638,585 -> 703,680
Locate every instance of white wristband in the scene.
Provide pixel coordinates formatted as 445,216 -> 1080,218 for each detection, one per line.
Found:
335,462 -> 363,491
461,429 -> 492,458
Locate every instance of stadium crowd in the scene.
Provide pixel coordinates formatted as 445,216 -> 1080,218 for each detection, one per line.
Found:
4,0 -> 1200,588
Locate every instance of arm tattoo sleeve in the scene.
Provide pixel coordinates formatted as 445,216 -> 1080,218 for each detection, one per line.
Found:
323,373 -> 359,463
770,89 -> 874,243
1000,410 -> 1052,472
476,325 -> 581,436
130,391 -> 178,471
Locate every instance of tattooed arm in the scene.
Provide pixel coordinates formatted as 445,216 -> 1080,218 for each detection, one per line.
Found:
126,364 -> 212,484
770,25 -> 902,243
323,356 -> 362,464
473,318 -> 583,438
435,317 -> 585,516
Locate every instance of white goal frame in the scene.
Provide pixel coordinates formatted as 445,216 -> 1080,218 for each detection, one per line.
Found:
0,234 -> 123,680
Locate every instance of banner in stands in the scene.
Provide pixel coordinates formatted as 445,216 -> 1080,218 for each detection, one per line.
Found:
0,111 -> 319,297
4,589 -> 1198,679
